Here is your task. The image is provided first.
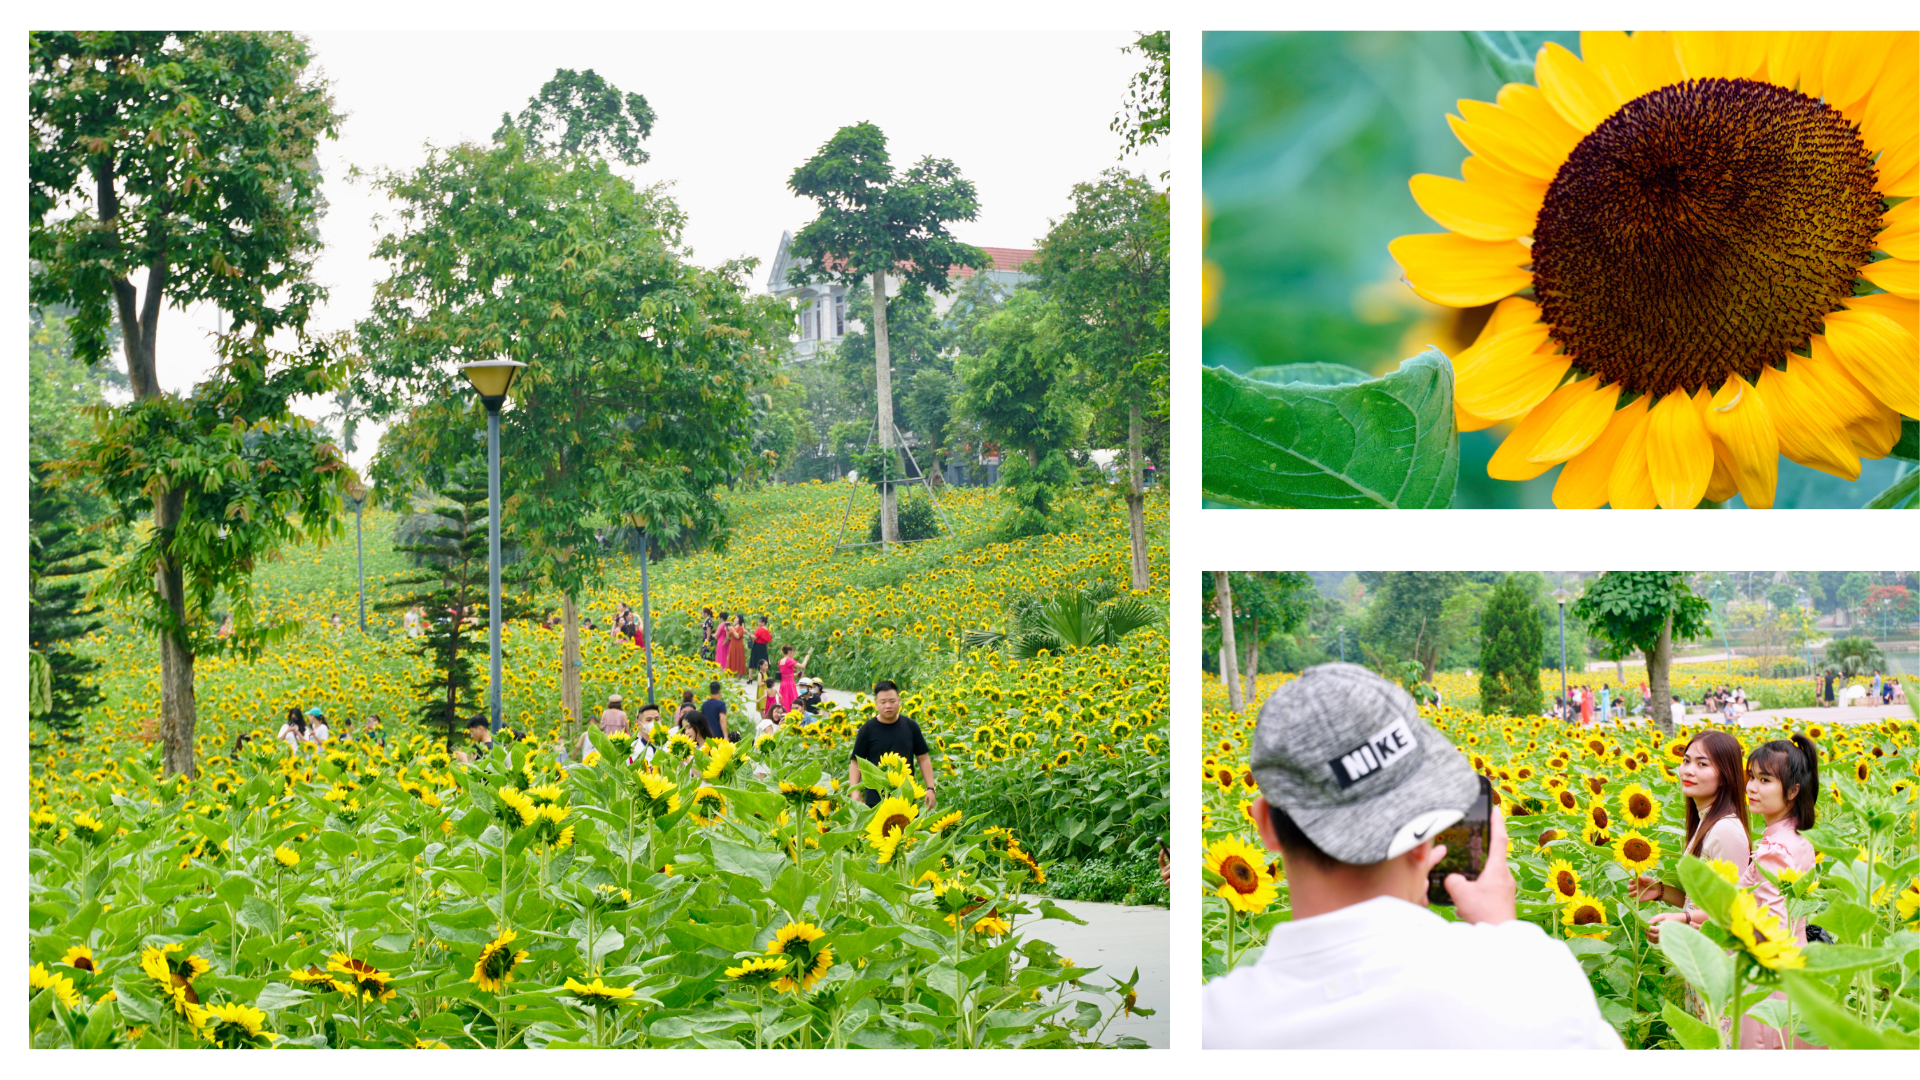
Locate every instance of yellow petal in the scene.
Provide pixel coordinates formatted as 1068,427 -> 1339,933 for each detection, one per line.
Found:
1454,323 -> 1569,420
1494,83 -> 1588,156
1803,335 -> 1892,433
1449,99 -> 1574,183
1880,198 -> 1918,262
1822,32 -> 1900,114
1585,31 -> 1685,104
1408,172 -> 1538,242
1767,31 -> 1831,97
1479,295 -> 1545,339
1859,257 -> 1917,299
1644,389 -> 1714,509
1456,403 -> 1502,433
1702,375 -> 1779,509
1606,403 -> 1660,509
1823,309 -> 1920,418
1859,36 -> 1917,160
1703,449 -> 1740,504
1758,362 -> 1861,480
1848,399 -> 1905,459
1672,31 -> 1731,81
1536,41 -> 1624,133
1845,291 -> 1919,339
1387,233 -> 1533,308
1726,32 -> 1775,82
1556,394 -> 1650,508
1487,376 -> 1620,480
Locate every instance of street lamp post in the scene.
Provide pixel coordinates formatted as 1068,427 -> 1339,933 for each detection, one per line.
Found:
461,358 -> 526,734
346,480 -> 368,633
1553,588 -> 1571,720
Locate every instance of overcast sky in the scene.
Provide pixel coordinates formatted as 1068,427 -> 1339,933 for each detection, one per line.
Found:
141,30 -> 1167,471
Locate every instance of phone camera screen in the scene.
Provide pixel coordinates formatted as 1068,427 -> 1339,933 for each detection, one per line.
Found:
1426,774 -> 1492,905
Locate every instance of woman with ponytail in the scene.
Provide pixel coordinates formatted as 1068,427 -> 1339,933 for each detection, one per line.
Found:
1632,730 -> 1752,940
1737,733 -> 1821,1049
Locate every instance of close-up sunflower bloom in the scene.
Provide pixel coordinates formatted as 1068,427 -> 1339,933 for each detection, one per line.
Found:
1205,835 -> 1279,914
1728,889 -> 1806,972
470,928 -> 531,993
1393,31 -> 1917,508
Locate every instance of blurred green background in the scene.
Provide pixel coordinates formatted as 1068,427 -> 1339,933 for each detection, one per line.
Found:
1201,31 -> 1905,509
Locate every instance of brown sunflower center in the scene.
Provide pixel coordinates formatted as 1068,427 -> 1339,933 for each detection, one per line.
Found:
1532,77 -> 1880,397
1556,870 -> 1578,895
1628,793 -> 1654,818
880,813 -> 912,835
1220,855 -> 1260,894
1591,806 -> 1610,829
1559,790 -> 1579,809
1573,904 -> 1603,926
1623,838 -> 1652,862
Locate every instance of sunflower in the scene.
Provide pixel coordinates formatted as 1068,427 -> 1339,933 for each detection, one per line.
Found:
864,795 -> 920,853
688,786 -> 728,827
1706,858 -> 1742,886
327,953 -> 396,1002
140,943 -> 209,1001
1728,890 -> 1805,972
470,928 -> 531,992
58,945 -> 96,974
1586,803 -> 1611,832
1618,783 -> 1660,826
287,965 -> 337,991
766,922 -> 834,993
562,976 -> 635,1007
1611,829 -> 1662,873
1581,819 -> 1614,848
1206,836 -> 1279,914
699,738 -> 737,780
970,912 -> 1012,937
1556,788 -> 1581,812
199,1001 -> 277,1048
1560,892 -> 1610,933
637,772 -> 681,816
1895,877 -> 1920,923
725,956 -> 789,985
1545,857 -> 1582,900
29,963 -> 83,1011
274,845 -> 300,868
1393,31 -> 1917,508
926,809 -> 964,834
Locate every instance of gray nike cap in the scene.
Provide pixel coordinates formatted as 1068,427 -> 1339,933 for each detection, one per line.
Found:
1248,662 -> 1479,865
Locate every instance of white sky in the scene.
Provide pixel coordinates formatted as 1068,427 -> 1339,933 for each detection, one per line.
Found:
140,30 -> 1167,472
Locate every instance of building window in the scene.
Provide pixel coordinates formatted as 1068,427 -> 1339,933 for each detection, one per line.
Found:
800,299 -> 814,340
835,294 -> 846,337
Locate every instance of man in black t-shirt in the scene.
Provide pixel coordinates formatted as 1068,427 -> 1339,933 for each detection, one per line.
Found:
701,680 -> 733,740
849,680 -> 935,809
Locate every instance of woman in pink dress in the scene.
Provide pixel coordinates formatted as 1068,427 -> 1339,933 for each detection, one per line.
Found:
1632,730 -> 1752,939
1578,685 -> 1593,726
1737,734 -> 1821,1049
777,644 -> 806,714
714,611 -> 736,671
724,615 -> 748,677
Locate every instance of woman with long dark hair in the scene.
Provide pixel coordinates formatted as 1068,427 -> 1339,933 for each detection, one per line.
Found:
1631,729 -> 1751,941
275,706 -> 307,751
1739,734 -> 1821,1049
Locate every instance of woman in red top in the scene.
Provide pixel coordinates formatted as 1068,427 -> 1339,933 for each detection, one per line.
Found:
749,615 -> 773,676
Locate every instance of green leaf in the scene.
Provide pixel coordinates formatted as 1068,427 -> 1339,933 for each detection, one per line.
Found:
1864,467 -> 1918,509
1818,900 -> 1879,946
1891,418 -> 1918,461
1676,854 -> 1736,926
1200,349 -> 1457,508
708,837 -> 784,887
1562,937 -> 1615,957
1781,969 -> 1919,1048
1661,999 -> 1721,1050
1241,363 -> 1372,386
1798,943 -> 1902,977
1657,920 -> 1732,1021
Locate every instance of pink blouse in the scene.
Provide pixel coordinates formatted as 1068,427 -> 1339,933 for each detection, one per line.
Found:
1741,818 -> 1815,945
1682,816 -> 1751,917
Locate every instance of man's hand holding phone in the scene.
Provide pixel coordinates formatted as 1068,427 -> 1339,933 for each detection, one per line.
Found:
1444,804 -> 1516,924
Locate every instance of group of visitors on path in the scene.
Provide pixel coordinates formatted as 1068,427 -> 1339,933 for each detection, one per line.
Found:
1816,668 -> 1904,707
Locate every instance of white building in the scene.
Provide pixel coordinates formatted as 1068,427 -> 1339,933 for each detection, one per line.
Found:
764,231 -> 1038,361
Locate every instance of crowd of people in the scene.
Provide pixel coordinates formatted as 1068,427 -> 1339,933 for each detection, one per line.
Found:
1815,668 -> 1903,707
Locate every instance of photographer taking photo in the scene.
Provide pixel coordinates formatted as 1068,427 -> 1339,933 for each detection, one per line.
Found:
1202,663 -> 1622,1049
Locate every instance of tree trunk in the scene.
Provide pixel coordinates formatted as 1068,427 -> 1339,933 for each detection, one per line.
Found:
154,487 -> 197,777
1650,610 -> 1675,737
1243,614 -> 1260,706
562,591 -> 582,747
871,270 -> 899,549
1125,400 -> 1149,592
1215,572 -> 1244,713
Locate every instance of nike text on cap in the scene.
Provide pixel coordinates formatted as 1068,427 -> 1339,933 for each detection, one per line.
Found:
1248,662 -> 1480,865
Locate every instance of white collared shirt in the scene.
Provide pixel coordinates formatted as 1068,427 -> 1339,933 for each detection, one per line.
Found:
1202,895 -> 1624,1049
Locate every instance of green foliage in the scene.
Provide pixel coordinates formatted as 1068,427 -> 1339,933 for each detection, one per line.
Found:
1200,350 -> 1459,508
1824,637 -> 1887,677
1358,571 -> 1464,681
497,67 -> 656,164
377,463 -> 534,751
1042,855 -> 1169,907
956,292 -> 1088,537
1112,31 -> 1170,165
1572,572 -> 1714,661
28,308 -> 124,472
965,581 -> 1160,660
1478,576 -> 1544,717
867,492 -> 941,544
28,465 -> 108,742
833,279 -> 950,417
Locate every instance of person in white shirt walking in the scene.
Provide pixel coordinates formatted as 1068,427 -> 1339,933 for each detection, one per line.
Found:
1202,662 -> 1624,1050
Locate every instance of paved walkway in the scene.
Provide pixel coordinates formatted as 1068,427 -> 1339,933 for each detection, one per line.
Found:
1698,703 -> 1911,727
1015,898 -> 1169,1048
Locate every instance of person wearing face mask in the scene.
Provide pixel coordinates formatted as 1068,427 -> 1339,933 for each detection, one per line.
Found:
1631,730 -> 1751,942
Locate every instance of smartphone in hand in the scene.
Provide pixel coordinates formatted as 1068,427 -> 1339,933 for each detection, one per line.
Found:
1427,774 -> 1493,905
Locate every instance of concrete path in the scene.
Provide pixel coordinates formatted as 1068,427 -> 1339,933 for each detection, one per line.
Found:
1015,898 -> 1169,1048
1704,703 -> 1911,726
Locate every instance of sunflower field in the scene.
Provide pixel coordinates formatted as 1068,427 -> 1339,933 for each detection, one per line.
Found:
26,483 -> 1168,1047
1200,671 -> 1920,1049
1428,659 -> 1837,713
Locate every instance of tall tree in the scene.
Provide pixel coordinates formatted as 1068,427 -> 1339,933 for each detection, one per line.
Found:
1359,572 -> 1464,682
28,466 -> 107,745
1478,576 -> 1544,717
1212,572 -> 1244,712
1112,31 -> 1170,179
31,31 -> 353,777
378,466 -> 531,752
955,291 -> 1088,537
358,71 -> 786,734
787,122 -> 987,548
502,67 -> 655,164
1199,571 -> 1314,704
1572,572 -> 1713,736
1031,170 -> 1169,592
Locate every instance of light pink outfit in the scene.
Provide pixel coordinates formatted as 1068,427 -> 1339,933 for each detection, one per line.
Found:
1737,818 -> 1819,1050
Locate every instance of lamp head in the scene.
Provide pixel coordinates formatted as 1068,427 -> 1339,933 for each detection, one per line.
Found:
1552,587 -> 1570,606
461,358 -> 526,409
